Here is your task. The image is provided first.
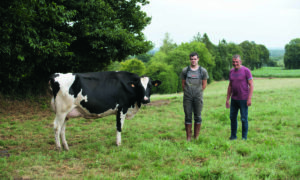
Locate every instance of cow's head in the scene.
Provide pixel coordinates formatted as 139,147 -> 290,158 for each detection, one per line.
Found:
139,76 -> 161,104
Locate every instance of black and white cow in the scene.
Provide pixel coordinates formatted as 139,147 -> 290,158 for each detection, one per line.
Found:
49,71 -> 161,151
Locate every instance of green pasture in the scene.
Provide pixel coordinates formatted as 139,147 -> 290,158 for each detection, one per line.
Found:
252,67 -> 300,78
1,78 -> 300,179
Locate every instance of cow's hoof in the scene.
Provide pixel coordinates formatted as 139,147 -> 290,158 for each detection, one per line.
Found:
63,145 -> 69,151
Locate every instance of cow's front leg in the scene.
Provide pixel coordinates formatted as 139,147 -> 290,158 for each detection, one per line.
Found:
53,113 -> 67,151
61,118 -> 69,151
116,109 -> 126,146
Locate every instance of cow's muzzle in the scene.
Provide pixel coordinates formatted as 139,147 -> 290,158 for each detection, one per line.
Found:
142,96 -> 150,104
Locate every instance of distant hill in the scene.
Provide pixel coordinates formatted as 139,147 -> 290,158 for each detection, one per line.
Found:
269,49 -> 285,57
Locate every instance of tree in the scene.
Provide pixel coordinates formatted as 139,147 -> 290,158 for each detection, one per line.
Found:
164,49 -> 189,91
135,53 -> 153,63
200,33 -> 216,55
214,40 -> 230,80
65,0 -> 153,72
119,59 -> 146,76
0,0 -> 77,94
146,61 -> 178,94
257,44 -> 269,67
0,0 -> 152,94
159,33 -> 177,54
284,38 -> 300,69
239,41 -> 259,70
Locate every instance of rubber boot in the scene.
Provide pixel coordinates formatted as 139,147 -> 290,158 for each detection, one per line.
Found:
194,123 -> 201,139
185,124 -> 192,141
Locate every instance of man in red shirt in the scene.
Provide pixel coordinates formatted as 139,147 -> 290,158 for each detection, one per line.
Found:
226,55 -> 254,140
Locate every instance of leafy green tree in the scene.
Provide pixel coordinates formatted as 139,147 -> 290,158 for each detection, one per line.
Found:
192,32 -> 216,57
192,32 -> 202,42
135,53 -> 153,63
0,0 -> 76,93
119,59 -> 146,76
284,38 -> 300,69
164,49 -> 189,92
62,0 -> 153,72
159,32 -> 177,54
146,61 -> 178,94
200,33 -> 216,55
214,40 -> 230,80
227,43 -> 243,58
105,61 -> 121,71
257,44 -> 269,67
147,51 -> 168,65
239,41 -> 259,70
0,0 -> 152,94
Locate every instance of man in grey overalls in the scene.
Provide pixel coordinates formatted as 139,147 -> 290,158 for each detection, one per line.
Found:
180,52 -> 209,141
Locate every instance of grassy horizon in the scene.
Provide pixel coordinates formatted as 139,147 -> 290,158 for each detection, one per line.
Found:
1,78 -> 300,179
252,67 -> 300,78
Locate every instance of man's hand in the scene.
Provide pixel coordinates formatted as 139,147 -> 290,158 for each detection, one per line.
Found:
247,98 -> 252,106
226,100 -> 230,109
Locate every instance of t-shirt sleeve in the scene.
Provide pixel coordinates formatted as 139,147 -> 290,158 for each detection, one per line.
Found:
229,70 -> 232,81
246,68 -> 253,80
202,68 -> 209,80
180,67 -> 187,80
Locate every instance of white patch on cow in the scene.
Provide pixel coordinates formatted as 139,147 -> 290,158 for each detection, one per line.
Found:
141,77 -> 150,101
116,110 -> 127,146
54,73 -> 76,97
51,97 -> 56,113
74,89 -> 88,104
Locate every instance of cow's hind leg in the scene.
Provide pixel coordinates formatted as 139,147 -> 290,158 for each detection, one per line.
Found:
53,113 -> 67,151
61,118 -> 69,151
116,110 -> 126,146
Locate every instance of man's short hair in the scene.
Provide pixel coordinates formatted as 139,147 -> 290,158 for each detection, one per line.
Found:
190,52 -> 199,58
233,54 -> 241,60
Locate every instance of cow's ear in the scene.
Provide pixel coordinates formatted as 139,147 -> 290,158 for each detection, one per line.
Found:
152,80 -> 162,87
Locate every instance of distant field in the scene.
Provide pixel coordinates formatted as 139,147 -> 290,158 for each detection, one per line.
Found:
252,67 -> 300,78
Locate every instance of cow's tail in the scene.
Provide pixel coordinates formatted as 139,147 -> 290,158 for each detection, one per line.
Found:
49,74 -> 60,98
49,74 -> 60,113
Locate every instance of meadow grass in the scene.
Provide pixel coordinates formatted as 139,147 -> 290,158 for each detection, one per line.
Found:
252,67 -> 300,78
1,78 -> 300,179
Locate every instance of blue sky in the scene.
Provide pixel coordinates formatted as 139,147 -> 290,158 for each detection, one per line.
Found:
142,0 -> 300,49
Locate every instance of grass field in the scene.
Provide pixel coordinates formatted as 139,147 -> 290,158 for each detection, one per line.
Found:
1,78 -> 300,179
252,67 -> 300,78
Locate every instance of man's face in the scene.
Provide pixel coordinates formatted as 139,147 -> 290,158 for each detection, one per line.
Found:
232,58 -> 241,69
190,55 -> 199,66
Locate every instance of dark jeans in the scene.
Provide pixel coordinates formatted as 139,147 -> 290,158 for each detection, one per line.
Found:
230,99 -> 248,139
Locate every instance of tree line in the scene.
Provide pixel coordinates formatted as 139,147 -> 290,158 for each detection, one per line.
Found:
0,0 -> 299,95
107,32 -> 271,94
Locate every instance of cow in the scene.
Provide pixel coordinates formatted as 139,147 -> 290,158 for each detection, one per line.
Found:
49,71 -> 161,151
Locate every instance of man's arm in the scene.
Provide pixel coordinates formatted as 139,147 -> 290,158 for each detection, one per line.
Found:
247,79 -> 254,106
202,79 -> 207,90
226,81 -> 232,108
182,79 -> 186,90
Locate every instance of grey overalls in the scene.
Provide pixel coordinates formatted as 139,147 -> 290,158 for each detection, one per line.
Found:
182,66 -> 207,124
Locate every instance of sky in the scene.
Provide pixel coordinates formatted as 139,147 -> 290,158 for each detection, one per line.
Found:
142,0 -> 300,49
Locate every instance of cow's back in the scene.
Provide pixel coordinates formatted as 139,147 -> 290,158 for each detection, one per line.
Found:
50,71 -> 141,115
